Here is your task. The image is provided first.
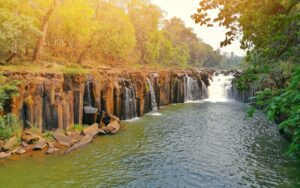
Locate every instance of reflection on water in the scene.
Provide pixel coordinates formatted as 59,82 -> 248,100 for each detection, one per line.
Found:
0,102 -> 300,187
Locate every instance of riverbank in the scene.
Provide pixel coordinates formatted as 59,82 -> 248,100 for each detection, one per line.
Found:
0,67 -> 218,160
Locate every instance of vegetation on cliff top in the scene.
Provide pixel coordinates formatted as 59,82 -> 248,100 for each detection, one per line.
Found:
193,0 -> 300,157
0,0 -> 242,70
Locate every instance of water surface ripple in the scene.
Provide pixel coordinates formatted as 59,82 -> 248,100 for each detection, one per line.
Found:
0,102 -> 300,188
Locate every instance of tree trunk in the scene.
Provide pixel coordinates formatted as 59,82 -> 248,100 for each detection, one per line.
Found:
4,51 -> 17,63
32,0 -> 58,63
77,43 -> 92,64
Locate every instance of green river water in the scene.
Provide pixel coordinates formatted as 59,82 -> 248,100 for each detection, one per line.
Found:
0,101 -> 300,187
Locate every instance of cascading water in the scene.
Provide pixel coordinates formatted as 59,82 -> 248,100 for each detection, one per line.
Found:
206,72 -> 235,102
146,77 -> 158,111
122,81 -> 138,120
184,74 -> 201,102
84,75 -> 98,114
201,80 -> 208,99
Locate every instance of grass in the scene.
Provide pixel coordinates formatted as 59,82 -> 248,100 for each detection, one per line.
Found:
68,124 -> 87,132
61,66 -> 88,75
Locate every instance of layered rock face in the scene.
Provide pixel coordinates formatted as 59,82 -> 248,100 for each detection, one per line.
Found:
4,68 -> 212,132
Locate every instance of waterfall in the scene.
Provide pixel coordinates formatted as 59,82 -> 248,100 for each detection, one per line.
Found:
146,77 -> 158,111
123,82 -> 137,120
201,80 -> 208,99
206,72 -> 235,102
184,74 -> 201,102
86,79 -> 92,106
84,75 -> 98,114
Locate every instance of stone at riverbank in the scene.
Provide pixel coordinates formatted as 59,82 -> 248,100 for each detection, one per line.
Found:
0,152 -> 11,159
83,123 -> 100,137
53,130 -> 72,147
0,140 -> 4,149
21,130 -> 41,144
2,136 -> 18,151
32,139 -> 47,150
64,135 -> 93,154
13,147 -> 26,155
104,121 -> 120,134
45,143 -> 59,154
66,132 -> 83,144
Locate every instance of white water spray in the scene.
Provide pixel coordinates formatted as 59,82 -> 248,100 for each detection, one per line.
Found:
146,77 -> 158,111
206,72 -> 235,102
184,74 -> 201,102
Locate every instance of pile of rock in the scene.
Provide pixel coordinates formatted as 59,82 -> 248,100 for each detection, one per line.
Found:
0,112 -> 121,160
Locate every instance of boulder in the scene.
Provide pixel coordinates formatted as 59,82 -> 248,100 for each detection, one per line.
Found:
0,140 -> 4,149
2,136 -> 18,151
53,130 -> 72,147
104,120 -> 120,134
32,139 -> 47,150
0,152 -> 11,159
64,134 -> 93,154
82,123 -> 100,137
67,132 -> 83,144
45,143 -> 59,155
107,112 -> 121,123
14,147 -> 26,155
21,141 -> 29,147
99,129 -> 107,135
21,130 -> 41,144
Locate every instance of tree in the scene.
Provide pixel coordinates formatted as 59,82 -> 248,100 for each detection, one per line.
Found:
32,0 -> 59,62
128,0 -> 163,64
89,2 -> 136,65
48,0 -> 96,61
192,0 -> 300,62
0,0 -> 39,63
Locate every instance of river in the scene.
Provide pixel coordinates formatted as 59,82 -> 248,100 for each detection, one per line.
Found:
0,101 -> 300,187
0,73 -> 300,187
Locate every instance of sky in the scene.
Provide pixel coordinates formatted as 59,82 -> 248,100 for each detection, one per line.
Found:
151,0 -> 245,56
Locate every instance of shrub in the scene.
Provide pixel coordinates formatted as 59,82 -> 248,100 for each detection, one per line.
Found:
0,114 -> 21,140
249,67 -> 300,157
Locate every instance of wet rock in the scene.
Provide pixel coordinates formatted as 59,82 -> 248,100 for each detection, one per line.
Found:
3,136 -> 18,151
32,139 -> 47,150
21,130 -> 41,144
53,130 -> 72,147
104,121 -> 120,134
83,123 -> 100,137
0,152 -> 11,159
45,143 -> 59,155
64,135 -> 93,154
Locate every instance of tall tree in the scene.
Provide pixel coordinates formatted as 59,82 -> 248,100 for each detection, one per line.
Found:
32,0 -> 59,62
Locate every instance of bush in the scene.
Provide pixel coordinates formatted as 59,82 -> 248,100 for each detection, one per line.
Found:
249,67 -> 300,157
0,77 -> 20,112
0,114 -> 21,140
69,124 -> 86,132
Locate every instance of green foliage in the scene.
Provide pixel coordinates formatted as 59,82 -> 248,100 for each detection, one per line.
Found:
0,113 -> 21,140
250,68 -> 300,157
0,0 -> 40,60
42,131 -> 53,140
0,76 -> 20,112
91,2 -> 136,64
61,65 -> 88,75
69,124 -> 85,132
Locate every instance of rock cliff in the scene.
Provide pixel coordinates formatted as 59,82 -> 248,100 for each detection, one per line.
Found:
3,68 -> 213,132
